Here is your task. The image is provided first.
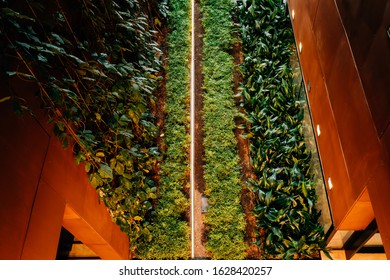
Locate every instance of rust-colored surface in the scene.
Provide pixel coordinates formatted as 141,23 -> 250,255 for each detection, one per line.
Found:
232,34 -> 259,258
0,80 -> 50,259
288,0 -> 354,228
0,76 -> 129,259
313,0 -> 383,193
336,0 -> 390,136
63,205 -> 127,260
193,0 -> 208,259
21,181 -> 65,259
288,0 -> 390,258
305,0 -> 320,25
339,188 -> 375,230
366,159 -> 390,253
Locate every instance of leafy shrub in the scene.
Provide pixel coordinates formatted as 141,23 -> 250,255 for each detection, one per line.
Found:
236,0 -> 328,259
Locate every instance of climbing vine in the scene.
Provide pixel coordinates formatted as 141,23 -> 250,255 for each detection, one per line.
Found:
1,0 -> 166,254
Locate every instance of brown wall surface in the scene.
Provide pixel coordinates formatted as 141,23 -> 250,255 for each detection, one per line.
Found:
288,0 -> 390,258
0,76 -> 129,260
336,0 -> 390,138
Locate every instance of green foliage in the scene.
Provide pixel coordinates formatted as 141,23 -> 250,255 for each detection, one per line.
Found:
1,0 -> 167,254
136,0 -> 191,259
201,0 -> 247,259
236,0 -> 328,259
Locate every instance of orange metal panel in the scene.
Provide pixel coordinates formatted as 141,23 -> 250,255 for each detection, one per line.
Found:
1,74 -> 129,260
41,136 -> 87,212
336,0 -> 390,135
0,83 -> 50,259
63,205 -> 129,260
289,0 -> 354,229
44,137 -> 130,260
288,0 -> 390,257
21,181 -> 65,259
339,188 -> 375,230
366,160 -> 390,259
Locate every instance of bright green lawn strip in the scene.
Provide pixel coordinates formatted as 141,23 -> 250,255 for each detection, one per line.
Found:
201,0 -> 247,260
137,0 -> 191,259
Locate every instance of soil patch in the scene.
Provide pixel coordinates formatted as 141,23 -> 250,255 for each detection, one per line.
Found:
231,34 -> 260,259
193,0 -> 208,259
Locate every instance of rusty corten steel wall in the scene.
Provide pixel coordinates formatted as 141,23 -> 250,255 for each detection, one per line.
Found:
0,76 -> 129,260
288,0 -> 390,258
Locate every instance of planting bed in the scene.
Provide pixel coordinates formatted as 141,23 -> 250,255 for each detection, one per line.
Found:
2,0 -> 328,259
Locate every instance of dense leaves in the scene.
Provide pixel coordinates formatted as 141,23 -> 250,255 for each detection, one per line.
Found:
137,0 -> 191,259
2,0 -> 329,260
1,0 -> 167,254
202,0 -> 247,259
236,0 -> 328,259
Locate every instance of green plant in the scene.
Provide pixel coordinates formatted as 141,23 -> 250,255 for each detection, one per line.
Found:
136,0 -> 191,259
201,0 -> 247,259
236,0 -> 329,259
1,0 -> 166,254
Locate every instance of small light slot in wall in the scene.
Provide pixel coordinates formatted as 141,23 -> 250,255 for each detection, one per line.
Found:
327,177 -> 333,190
299,42 -> 302,53
292,9 -> 295,20
307,80 -> 311,92
316,124 -> 321,136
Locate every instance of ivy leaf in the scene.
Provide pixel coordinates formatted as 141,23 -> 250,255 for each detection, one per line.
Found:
51,32 -> 64,45
6,71 -> 37,81
37,54 -> 48,63
48,87 -> 62,104
98,164 -> 113,179
42,42 -> 65,55
119,114 -> 131,126
284,248 -> 296,259
0,96 -> 11,103
96,152 -> 105,158
85,162 -> 91,172
16,41 -> 33,50
118,129 -> 133,139
148,192 -> 157,199
115,161 -> 125,175
53,121 -> 65,136
6,71 -> 17,76
1,8 -> 35,21
89,173 -> 103,188
75,151 -> 86,164
122,177 -> 132,190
